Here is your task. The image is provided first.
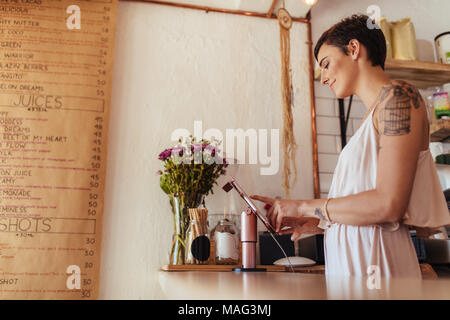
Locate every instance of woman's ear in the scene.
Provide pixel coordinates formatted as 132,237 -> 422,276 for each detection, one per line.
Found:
348,39 -> 360,60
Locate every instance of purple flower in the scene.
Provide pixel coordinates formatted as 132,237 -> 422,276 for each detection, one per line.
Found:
158,148 -> 172,160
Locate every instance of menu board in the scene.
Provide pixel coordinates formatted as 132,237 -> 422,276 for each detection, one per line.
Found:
0,0 -> 117,299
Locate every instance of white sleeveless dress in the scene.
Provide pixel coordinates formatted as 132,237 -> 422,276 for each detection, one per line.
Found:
320,106 -> 450,278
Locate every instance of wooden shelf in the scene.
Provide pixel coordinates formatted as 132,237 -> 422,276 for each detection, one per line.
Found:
385,59 -> 450,88
430,119 -> 450,142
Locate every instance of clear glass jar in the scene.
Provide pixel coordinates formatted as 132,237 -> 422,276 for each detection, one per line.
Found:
185,218 -> 210,264
214,219 -> 239,265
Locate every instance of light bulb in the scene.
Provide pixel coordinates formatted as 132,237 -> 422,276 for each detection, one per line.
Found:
303,0 -> 318,6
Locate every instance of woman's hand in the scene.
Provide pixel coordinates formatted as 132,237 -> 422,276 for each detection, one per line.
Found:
277,217 -> 324,241
250,195 -> 302,232
250,195 -> 323,239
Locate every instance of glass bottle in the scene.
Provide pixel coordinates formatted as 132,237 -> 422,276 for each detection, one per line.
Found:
214,218 -> 239,265
185,218 -> 210,265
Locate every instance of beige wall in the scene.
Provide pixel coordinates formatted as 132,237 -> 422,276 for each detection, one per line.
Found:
99,1 -> 313,299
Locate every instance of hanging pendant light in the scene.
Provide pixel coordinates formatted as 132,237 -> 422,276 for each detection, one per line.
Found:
303,0 -> 318,6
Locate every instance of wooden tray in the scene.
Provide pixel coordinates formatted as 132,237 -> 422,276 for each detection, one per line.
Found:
161,264 -> 325,273
161,264 -> 437,278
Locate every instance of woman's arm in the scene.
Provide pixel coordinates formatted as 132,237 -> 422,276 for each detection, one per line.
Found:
251,190 -> 388,232
300,190 -> 390,225
253,81 -> 428,231
306,82 -> 427,225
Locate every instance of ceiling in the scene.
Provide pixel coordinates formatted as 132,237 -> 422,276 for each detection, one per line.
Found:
152,0 -> 312,18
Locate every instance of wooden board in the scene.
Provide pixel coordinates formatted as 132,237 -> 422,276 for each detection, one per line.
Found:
0,0 -> 118,300
161,264 -> 325,273
161,263 -> 437,278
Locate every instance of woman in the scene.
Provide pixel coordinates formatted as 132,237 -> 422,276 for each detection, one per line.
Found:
251,14 -> 450,278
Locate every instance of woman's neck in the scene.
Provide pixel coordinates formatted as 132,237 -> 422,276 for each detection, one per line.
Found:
353,66 -> 391,111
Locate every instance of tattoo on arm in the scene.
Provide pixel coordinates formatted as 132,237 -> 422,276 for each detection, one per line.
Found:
379,81 -> 422,136
314,207 -> 326,220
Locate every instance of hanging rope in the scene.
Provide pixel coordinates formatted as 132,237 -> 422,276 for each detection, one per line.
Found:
277,7 -> 298,199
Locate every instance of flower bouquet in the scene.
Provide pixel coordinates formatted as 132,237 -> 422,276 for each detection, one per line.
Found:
158,136 -> 227,264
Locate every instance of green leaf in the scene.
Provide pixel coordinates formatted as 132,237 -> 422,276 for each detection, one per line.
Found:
160,175 -> 170,194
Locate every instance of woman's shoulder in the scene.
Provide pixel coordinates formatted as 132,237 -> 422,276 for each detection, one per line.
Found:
386,79 -> 417,89
390,79 -> 417,88
373,79 -> 428,139
378,79 -> 423,109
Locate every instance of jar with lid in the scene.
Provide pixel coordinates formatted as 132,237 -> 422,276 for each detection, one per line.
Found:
213,218 -> 240,265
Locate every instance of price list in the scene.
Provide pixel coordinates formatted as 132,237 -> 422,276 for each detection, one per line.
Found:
0,0 -> 117,299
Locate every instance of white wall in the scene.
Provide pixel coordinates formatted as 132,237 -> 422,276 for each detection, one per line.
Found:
311,0 -> 450,62
99,1 -> 312,299
311,0 -> 450,197
156,0 -> 311,18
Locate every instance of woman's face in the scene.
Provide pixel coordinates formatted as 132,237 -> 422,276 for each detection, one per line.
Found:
317,43 -> 358,99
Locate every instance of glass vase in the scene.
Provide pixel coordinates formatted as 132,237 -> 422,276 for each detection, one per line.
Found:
168,192 -> 205,265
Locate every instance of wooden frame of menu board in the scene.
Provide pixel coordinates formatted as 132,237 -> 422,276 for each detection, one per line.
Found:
0,0 -> 117,299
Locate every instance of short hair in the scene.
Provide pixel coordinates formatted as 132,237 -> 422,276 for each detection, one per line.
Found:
314,14 -> 387,69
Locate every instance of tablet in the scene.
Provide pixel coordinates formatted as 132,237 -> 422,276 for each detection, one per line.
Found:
222,177 -> 278,235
